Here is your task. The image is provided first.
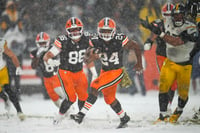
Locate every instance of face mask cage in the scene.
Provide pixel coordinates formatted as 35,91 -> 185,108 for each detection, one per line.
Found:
98,28 -> 115,41
36,41 -> 50,51
66,27 -> 83,40
172,13 -> 185,27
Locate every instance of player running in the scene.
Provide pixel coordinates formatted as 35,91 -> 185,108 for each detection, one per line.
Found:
30,32 -> 64,108
70,17 -> 143,128
0,38 -> 25,121
43,17 -> 98,124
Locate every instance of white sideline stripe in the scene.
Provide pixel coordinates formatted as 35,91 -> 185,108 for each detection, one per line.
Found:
22,69 -> 36,75
20,79 -> 41,85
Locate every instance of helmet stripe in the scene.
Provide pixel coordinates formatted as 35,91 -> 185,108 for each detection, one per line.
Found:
40,32 -> 44,40
71,17 -> 76,25
104,17 -> 109,26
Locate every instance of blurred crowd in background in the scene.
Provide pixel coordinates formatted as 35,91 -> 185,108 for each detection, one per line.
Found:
0,0 -> 186,98
0,0 -> 180,57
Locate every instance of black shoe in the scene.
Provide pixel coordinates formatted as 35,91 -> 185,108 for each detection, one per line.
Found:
117,113 -> 130,128
70,112 -> 85,124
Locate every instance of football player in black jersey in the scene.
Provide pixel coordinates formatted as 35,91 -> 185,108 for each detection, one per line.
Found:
186,0 -> 200,121
70,17 -> 143,128
30,32 -> 64,109
43,17 -> 98,124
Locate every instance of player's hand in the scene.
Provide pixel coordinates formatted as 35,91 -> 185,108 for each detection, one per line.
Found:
150,22 -> 162,35
134,64 -> 143,75
140,16 -> 151,30
36,47 -> 46,58
84,48 -> 100,64
16,67 -> 23,75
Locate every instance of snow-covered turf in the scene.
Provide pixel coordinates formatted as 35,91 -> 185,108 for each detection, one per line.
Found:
0,90 -> 200,133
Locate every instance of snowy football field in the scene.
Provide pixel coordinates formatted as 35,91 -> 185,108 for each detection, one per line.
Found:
0,89 -> 200,133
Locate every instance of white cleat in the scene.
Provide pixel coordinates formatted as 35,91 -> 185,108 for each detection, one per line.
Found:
193,110 -> 200,121
53,114 -> 64,125
17,112 -> 26,121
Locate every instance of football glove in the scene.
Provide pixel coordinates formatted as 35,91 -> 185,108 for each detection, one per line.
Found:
150,22 -> 162,35
144,38 -> 153,50
140,16 -> 152,30
16,67 -> 23,75
119,67 -> 132,88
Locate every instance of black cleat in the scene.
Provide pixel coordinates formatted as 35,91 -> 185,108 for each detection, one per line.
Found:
70,112 -> 85,124
117,113 -> 130,129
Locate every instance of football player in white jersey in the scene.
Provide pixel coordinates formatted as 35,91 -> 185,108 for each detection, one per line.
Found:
148,3 -> 198,123
141,2 -> 177,116
0,38 -> 25,121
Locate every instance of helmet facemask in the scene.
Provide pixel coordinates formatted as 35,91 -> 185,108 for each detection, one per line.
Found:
36,41 -> 49,51
66,27 -> 83,40
98,28 -> 115,41
172,13 -> 185,27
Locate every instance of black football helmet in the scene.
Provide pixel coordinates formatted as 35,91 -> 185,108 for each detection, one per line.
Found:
185,0 -> 200,18
171,3 -> 186,27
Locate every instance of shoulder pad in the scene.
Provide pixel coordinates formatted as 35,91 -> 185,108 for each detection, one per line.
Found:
184,21 -> 197,34
56,34 -> 68,41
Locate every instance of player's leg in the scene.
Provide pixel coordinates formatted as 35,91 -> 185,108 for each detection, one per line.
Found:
169,65 -> 191,123
53,69 -> 77,124
103,85 -> 130,128
43,77 -> 61,108
0,89 -> 11,112
156,59 -> 176,123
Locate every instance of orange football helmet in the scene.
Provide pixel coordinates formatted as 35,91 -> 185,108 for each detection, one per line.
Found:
65,17 -> 83,40
162,3 -> 174,18
97,17 -> 116,41
35,32 -> 50,51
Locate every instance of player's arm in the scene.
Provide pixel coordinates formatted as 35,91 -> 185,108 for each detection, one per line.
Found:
4,42 -> 20,68
124,40 -> 143,73
144,34 -> 157,50
86,61 -> 98,82
31,56 -> 40,69
43,45 -> 61,65
84,46 -> 100,64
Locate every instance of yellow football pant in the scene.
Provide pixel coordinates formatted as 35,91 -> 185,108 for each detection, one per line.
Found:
159,59 -> 192,100
0,66 -> 9,92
